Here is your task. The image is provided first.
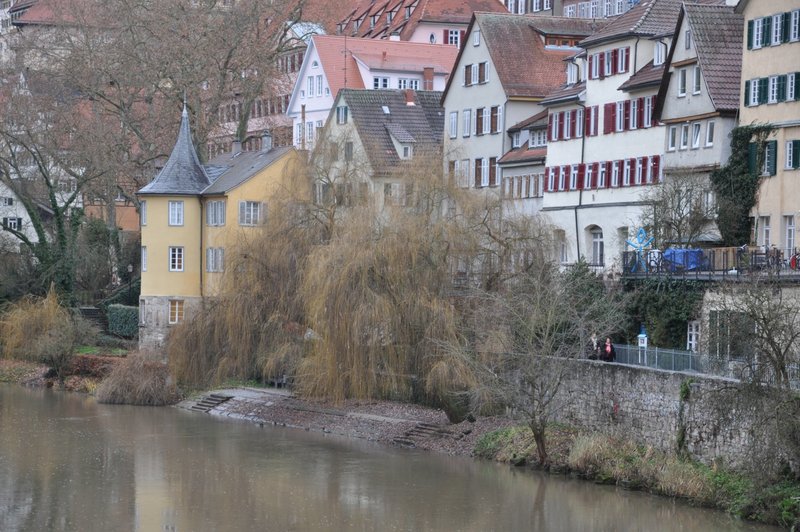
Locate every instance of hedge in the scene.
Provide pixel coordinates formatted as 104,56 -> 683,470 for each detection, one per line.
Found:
107,304 -> 138,338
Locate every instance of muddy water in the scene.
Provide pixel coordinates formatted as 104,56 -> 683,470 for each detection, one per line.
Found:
0,384 -> 779,531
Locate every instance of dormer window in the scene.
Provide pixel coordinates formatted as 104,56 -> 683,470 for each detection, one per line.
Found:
370,15 -> 377,28
387,11 -> 394,22
512,131 -> 521,148
336,106 -> 348,124
653,42 -> 666,66
405,6 -> 411,19
566,63 -> 578,85
402,145 -> 412,159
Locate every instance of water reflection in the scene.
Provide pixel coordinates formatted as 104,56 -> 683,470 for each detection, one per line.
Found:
0,385 -> 778,531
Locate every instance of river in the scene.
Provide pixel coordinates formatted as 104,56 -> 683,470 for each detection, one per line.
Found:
0,384 -> 779,531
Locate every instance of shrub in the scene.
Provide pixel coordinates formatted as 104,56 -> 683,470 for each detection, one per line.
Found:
107,304 -> 138,338
0,288 -> 76,383
96,351 -> 181,406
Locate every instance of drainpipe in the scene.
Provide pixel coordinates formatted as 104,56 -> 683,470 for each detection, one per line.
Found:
301,104 -> 306,151
632,37 -> 640,74
574,99 -> 587,263
199,197 -> 204,299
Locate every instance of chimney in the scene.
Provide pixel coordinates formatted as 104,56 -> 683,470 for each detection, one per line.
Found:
261,131 -> 273,152
404,88 -> 415,106
231,140 -> 242,154
422,67 -> 434,91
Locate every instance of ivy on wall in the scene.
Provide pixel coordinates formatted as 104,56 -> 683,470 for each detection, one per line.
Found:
623,278 -> 705,349
710,124 -> 774,246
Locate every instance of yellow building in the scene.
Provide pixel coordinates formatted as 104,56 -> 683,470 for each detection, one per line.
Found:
137,106 -> 302,348
737,0 -> 800,256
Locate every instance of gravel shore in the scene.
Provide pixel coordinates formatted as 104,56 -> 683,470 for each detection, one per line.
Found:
180,387 -> 516,456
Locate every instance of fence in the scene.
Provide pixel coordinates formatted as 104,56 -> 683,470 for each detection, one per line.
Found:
614,344 -> 800,389
621,247 -> 800,278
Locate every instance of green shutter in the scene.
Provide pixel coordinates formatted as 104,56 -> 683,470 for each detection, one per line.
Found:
778,75 -> 787,101
783,12 -> 791,43
748,142 -> 757,174
744,80 -> 751,106
747,20 -> 754,49
763,16 -> 772,46
793,140 -> 800,169
768,141 -> 777,176
759,77 -> 769,104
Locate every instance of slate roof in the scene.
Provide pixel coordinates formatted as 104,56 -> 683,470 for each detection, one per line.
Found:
618,61 -> 664,91
683,2 -> 742,112
138,106 -> 212,196
580,0 -> 726,47
312,35 -> 458,97
540,81 -> 586,105
471,14 -> 603,99
202,147 -> 294,195
338,0 -> 507,40
337,89 -> 443,174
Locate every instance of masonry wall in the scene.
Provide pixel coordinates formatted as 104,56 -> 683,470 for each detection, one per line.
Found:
549,359 -> 781,467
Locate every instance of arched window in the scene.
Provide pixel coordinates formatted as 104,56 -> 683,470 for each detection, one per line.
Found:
588,226 -> 604,266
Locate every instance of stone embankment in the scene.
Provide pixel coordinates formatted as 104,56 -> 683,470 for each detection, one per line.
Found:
178,388 -> 514,456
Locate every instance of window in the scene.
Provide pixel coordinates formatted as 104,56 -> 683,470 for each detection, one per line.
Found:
598,162 -> 607,188
543,0 -> 550,9
752,18 -> 764,49
623,160 -> 631,186
141,246 -> 147,272
687,321 -> 700,352
748,79 -> 760,106
635,158 -> 643,184
239,201 -> 263,226
685,29 -> 692,50
168,201 -> 184,226
447,29 -> 460,47
769,75 -> 780,103
471,64 -> 479,85
789,73 -> 796,101
307,77 -> 314,97
306,121 -> 314,142
787,140 -> 800,169
575,108 -> 584,138
533,0 -> 541,11
398,78 -> 419,90
590,53 -> 600,79
616,47 -> 628,73
585,164 -> 593,190
604,50 -> 613,77
611,161 -> 619,187
449,112 -> 458,138
169,246 -> 184,272
462,109 -> 471,137
402,145 -> 412,159
792,10 -> 800,42
760,216 -> 771,247
772,14 -> 784,46
140,200 -> 147,226
1,217 -> 21,230
473,30 -> 480,46
345,141 -> 354,161
373,77 -> 389,89
168,300 -> 184,324
563,110 -> 572,140
206,199 -> 225,226
615,101 -> 625,132
570,165 -> 578,189
654,42 -> 666,66
482,107 -> 490,135
490,106 -> 502,134
677,69 -> 687,97
763,140 -> 777,176
478,62 -> 489,84
512,131 -> 521,148
680,124 -> 690,149
692,123 -> 701,149
336,106 -> 348,124
550,112 -> 559,141
706,121 -> 715,147
629,99 -> 638,130
643,96 -> 653,128
786,216 -> 796,255
566,63 -> 578,85
206,247 -> 225,272
590,228 -> 604,266
693,66 -> 701,94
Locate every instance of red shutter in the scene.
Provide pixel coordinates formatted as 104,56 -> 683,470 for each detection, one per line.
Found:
652,155 -> 661,181
474,160 -> 481,188
577,164 -> 586,189
603,103 -> 615,134
605,161 -> 613,187
570,111 -> 577,138
544,168 -> 551,191
588,55 -> 595,79
611,49 -> 618,75
628,158 -> 636,184
592,162 -> 600,188
623,100 -> 631,130
616,160 -> 624,186
443,30 -> 448,45
558,112 -> 565,140
624,47 -> 630,73
641,156 -> 650,183
598,53 -> 605,79
460,31 -> 465,47
637,98 -> 645,130
548,114 -> 555,141
584,107 -> 592,137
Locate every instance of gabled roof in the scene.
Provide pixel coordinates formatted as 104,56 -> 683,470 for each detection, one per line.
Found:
335,89 -> 443,174
138,106 -> 211,196
337,0 -> 507,41
580,0 -> 726,48
682,2 -> 742,112
498,144 -> 547,165
202,147 -> 294,196
444,14 -> 603,101
540,81 -> 585,105
507,109 -> 549,132
309,35 -> 458,100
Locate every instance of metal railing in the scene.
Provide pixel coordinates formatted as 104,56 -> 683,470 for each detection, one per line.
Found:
621,247 -> 800,279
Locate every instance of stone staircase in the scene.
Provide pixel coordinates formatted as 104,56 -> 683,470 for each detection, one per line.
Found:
191,393 -> 233,413
392,422 -> 458,448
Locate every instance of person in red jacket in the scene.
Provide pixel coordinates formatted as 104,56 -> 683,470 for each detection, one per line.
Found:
602,337 -> 616,362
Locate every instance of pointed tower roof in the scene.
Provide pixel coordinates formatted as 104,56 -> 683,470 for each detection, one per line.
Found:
138,104 -> 211,195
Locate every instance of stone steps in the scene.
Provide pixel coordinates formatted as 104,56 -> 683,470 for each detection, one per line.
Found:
191,393 -> 233,413
392,422 -> 457,448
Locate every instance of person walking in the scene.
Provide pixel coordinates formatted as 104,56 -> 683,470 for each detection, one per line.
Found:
602,337 -> 616,362
588,333 -> 600,360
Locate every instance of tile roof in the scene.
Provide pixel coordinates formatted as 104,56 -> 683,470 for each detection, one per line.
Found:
338,89 -> 444,174
580,0 -> 726,47
683,3 -> 742,112
138,106 -> 211,196
540,81 -> 585,105
337,0 -> 507,40
498,143 -> 547,165
312,35 -> 458,98
507,109 -> 549,132
476,14 -> 604,99
202,147 -> 294,195
618,61 -> 664,91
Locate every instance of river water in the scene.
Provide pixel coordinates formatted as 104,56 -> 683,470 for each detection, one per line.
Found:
0,384 -> 779,531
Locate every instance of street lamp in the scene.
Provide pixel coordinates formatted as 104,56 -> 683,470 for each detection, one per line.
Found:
127,263 -> 133,303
